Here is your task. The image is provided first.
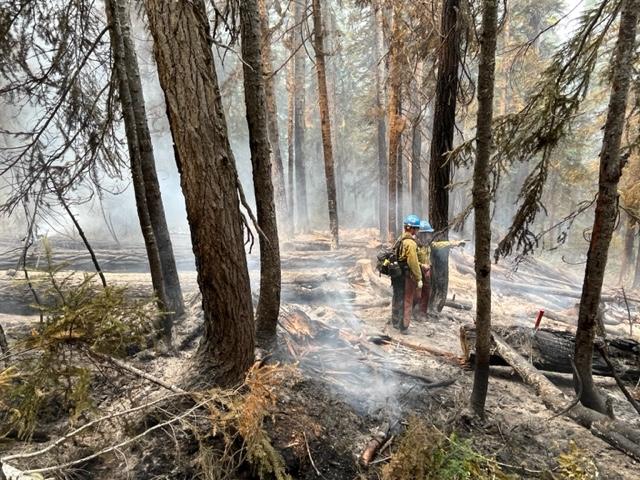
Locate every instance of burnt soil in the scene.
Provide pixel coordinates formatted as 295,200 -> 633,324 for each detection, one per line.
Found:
0,229 -> 639,479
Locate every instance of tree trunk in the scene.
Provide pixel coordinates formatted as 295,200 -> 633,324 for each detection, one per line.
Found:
311,0 -> 339,249
144,0 -> 255,387
411,114 -> 422,213
374,8 -> 387,242
240,0 -> 282,350
293,0 -> 309,232
286,32 -> 295,222
117,0 -> 185,336
469,0 -> 498,418
258,0 -> 290,237
386,8 -> 402,241
618,215 -> 636,285
105,0 -> 167,319
428,0 -> 461,311
574,0 -> 639,413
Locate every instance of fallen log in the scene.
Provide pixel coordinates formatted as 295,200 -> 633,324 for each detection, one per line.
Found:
281,286 -> 356,304
491,333 -> 640,461
368,334 -> 463,365
360,424 -> 390,467
445,299 -> 472,311
460,325 -> 640,381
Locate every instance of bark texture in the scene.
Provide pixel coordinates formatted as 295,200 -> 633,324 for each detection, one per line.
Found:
374,8 -> 387,242
258,0 -> 290,237
240,0 -> 282,349
117,0 -> 185,330
410,113 -> 422,213
286,32 -> 295,221
144,0 -> 255,387
574,0 -> 639,413
428,0 -> 461,311
312,0 -> 339,249
386,8 -> 402,241
470,0 -> 498,418
293,0 -> 309,231
105,0 -> 167,317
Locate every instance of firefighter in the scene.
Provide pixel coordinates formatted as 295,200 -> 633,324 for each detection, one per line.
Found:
391,214 -> 422,333
415,219 -> 466,316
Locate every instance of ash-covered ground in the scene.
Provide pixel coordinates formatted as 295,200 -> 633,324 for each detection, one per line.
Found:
0,228 -> 639,479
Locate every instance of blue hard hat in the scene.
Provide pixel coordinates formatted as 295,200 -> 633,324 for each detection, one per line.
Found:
403,214 -> 420,228
419,220 -> 434,233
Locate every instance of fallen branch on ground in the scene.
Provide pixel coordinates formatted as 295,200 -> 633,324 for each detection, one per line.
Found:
492,333 -> 640,462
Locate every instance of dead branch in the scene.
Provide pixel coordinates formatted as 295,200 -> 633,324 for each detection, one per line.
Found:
1,393 -> 188,463
596,344 -> 640,417
22,398 -> 210,475
85,350 -> 187,394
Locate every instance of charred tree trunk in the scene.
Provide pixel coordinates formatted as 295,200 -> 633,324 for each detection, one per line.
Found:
387,9 -> 402,241
574,0 -> 639,413
293,0 -> 309,231
144,0 -> 255,387
312,0 -> 339,249
374,8 -> 388,242
258,0 -> 290,237
240,0 -> 282,350
105,0 -> 167,319
428,0 -> 461,311
117,0 -> 185,334
469,0 -> 498,418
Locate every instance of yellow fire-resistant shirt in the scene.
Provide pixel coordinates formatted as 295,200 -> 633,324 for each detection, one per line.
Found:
417,241 -> 457,267
398,232 -> 421,282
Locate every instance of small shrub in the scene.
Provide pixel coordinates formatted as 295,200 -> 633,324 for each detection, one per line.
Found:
198,364 -> 296,480
382,417 -> 514,480
555,441 -> 599,480
1,251 -> 155,439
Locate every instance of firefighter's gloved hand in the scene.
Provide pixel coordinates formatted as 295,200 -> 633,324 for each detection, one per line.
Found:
458,240 -> 467,248
417,280 -> 423,289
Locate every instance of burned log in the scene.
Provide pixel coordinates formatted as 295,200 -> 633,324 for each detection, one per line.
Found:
360,424 -> 390,467
491,334 -> 640,462
460,325 -> 640,381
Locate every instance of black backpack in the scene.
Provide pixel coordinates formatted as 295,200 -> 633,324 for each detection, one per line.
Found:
376,237 -> 414,278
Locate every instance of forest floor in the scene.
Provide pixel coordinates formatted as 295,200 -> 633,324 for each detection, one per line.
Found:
0,228 -> 639,479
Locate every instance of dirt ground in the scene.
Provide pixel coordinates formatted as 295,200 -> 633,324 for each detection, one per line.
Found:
1,229 -> 639,479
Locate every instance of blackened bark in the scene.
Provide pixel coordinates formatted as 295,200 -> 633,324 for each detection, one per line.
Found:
428,0 -> 461,311
293,0 -> 309,231
574,0 -> 639,413
117,0 -> 185,333
374,8 -> 387,241
105,0 -> 167,317
144,0 -> 255,387
387,9 -> 402,241
470,0 -> 498,418
258,0 -> 290,237
240,0 -> 282,349
312,0 -> 339,249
